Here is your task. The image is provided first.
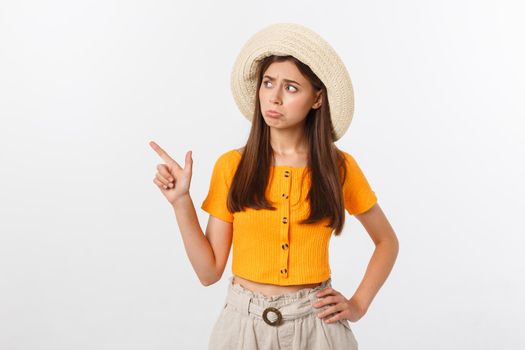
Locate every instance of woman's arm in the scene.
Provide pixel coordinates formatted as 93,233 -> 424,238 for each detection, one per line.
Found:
351,203 -> 399,314
172,194 -> 232,286
149,141 -> 231,286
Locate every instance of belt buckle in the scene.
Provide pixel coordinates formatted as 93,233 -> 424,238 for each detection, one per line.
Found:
262,306 -> 282,326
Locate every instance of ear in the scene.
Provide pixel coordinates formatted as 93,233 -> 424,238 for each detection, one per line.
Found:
312,91 -> 323,109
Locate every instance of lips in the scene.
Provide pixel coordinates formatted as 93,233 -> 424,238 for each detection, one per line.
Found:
266,110 -> 283,117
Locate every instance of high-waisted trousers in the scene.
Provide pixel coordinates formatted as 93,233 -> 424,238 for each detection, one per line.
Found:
208,275 -> 359,349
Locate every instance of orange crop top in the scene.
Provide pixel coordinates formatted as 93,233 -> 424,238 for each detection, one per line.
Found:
200,149 -> 377,285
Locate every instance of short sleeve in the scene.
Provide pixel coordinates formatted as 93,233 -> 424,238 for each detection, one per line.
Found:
200,152 -> 234,223
342,152 -> 378,215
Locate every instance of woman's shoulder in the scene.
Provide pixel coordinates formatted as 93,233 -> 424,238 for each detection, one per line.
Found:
213,147 -> 243,168
337,148 -> 353,162
337,149 -> 364,172
227,147 -> 244,159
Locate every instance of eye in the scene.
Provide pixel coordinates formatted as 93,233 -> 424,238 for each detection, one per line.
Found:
262,80 -> 298,92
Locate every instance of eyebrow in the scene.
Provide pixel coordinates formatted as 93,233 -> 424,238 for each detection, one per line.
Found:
263,75 -> 302,86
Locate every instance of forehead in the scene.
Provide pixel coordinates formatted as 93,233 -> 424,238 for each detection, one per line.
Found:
263,60 -> 305,81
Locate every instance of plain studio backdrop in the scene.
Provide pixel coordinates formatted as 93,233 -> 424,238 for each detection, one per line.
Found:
1,0 -> 524,349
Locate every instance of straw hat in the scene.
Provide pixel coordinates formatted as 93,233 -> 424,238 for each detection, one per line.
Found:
230,23 -> 355,141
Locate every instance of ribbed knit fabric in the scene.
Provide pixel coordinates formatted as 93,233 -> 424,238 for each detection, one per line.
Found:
201,149 -> 377,286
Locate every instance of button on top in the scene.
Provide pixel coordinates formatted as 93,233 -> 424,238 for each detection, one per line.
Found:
281,243 -> 288,250
284,171 -> 290,177
282,217 -> 288,224
281,193 -> 289,199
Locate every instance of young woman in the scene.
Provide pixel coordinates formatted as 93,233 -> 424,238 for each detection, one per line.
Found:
150,23 -> 399,349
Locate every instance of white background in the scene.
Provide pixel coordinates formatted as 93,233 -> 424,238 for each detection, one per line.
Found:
1,0 -> 524,349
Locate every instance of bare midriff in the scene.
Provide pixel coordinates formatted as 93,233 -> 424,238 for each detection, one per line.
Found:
232,275 -> 323,297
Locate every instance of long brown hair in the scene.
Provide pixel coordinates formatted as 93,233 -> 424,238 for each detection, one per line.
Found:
227,55 -> 349,235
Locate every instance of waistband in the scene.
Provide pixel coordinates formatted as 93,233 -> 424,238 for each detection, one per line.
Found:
224,275 -> 332,326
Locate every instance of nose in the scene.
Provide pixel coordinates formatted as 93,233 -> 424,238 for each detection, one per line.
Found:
269,87 -> 282,105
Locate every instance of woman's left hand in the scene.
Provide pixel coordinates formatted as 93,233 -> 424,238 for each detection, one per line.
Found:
312,287 -> 366,323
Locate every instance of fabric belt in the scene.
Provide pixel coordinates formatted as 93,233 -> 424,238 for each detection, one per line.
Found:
225,289 -> 319,326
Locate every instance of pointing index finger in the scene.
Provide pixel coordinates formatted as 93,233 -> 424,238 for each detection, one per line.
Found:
149,141 -> 176,164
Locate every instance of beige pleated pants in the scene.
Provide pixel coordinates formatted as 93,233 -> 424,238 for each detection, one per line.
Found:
208,275 -> 358,350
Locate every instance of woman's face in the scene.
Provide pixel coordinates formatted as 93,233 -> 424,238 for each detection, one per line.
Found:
259,60 -> 322,129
